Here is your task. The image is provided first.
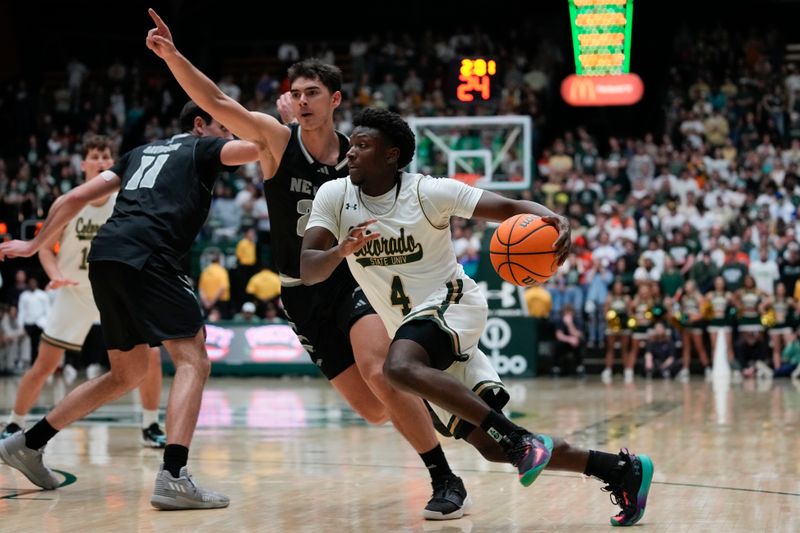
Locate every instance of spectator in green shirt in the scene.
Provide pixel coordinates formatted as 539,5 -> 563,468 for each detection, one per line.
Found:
720,248 -> 749,292
689,251 -> 719,293
660,256 -> 684,298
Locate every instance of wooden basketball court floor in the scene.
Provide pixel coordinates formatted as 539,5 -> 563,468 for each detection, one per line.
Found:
0,375 -> 798,532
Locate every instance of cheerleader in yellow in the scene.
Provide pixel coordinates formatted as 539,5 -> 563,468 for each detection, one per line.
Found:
705,276 -> 735,367
625,283 -> 655,383
676,280 -> 711,381
766,282 -> 795,370
601,280 -> 631,384
734,275 -> 767,335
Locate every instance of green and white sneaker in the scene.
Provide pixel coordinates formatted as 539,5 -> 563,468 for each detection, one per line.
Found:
150,464 -> 229,510
0,431 -> 60,489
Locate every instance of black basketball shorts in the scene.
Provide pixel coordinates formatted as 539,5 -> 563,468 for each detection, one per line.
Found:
89,254 -> 204,352
281,267 -> 376,380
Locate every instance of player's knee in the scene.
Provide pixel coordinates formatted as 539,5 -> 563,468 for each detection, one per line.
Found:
382,355 -> 416,390
109,367 -> 146,390
190,356 -> 212,382
174,351 -> 211,377
196,355 -> 212,378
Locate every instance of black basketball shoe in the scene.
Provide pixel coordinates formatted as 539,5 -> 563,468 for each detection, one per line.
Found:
423,474 -> 472,520
0,422 -> 22,440
141,423 -> 167,448
602,448 -> 654,527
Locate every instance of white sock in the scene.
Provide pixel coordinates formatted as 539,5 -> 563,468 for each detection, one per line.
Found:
142,409 -> 159,429
8,411 -> 27,428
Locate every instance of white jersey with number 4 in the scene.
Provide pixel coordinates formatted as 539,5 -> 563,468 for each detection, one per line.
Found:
307,172 -> 485,337
58,194 -> 116,287
309,172 -> 510,439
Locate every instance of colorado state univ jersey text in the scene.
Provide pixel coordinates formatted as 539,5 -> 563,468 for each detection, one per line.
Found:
89,134 -> 234,270
57,194 -> 116,287
307,172 -> 485,335
264,124 -> 350,278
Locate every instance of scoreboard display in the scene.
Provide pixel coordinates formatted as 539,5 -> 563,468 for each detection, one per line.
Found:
455,57 -> 498,103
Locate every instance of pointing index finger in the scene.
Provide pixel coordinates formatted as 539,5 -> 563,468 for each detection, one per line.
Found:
148,8 -> 167,29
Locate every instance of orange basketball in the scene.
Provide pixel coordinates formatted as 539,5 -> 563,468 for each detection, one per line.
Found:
489,214 -> 559,286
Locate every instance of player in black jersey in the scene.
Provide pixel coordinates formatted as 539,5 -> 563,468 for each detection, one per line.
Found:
0,102 -> 259,510
147,9 -> 470,519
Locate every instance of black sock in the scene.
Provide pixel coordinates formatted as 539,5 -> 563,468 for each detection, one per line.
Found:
25,418 -> 58,450
163,444 -> 189,478
584,450 -> 625,485
480,410 -> 523,451
420,444 -> 453,483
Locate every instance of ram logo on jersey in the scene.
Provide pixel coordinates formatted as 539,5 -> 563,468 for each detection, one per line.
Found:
353,227 -> 423,267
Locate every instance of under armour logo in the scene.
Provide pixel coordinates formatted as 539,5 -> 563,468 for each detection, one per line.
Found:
345,203 -> 358,210
477,281 -> 517,308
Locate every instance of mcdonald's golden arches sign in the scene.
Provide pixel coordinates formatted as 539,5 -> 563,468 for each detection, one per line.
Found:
561,74 -> 644,107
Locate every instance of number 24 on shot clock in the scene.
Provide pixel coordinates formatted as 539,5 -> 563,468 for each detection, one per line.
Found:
457,58 -> 496,102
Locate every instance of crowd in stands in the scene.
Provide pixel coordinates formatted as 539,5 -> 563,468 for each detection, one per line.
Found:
526,25 -> 800,382
1,22 -> 800,381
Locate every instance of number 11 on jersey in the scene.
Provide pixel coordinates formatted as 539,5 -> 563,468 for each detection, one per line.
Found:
125,154 -> 171,190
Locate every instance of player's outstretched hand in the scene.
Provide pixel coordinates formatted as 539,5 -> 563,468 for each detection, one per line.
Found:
542,214 -> 571,266
146,8 -> 178,59
337,219 -> 380,257
46,278 -> 79,290
0,240 -> 37,261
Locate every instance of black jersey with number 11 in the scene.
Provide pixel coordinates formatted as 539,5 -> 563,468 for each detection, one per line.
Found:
264,124 -> 350,279
89,133 -> 234,270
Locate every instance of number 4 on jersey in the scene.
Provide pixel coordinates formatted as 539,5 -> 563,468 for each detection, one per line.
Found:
125,154 -> 171,190
390,276 -> 411,316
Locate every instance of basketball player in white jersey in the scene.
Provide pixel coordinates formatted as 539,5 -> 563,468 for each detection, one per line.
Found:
301,108 -> 655,527
0,137 -> 167,448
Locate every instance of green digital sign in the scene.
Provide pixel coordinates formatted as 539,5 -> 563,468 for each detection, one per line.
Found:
567,0 -> 635,75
